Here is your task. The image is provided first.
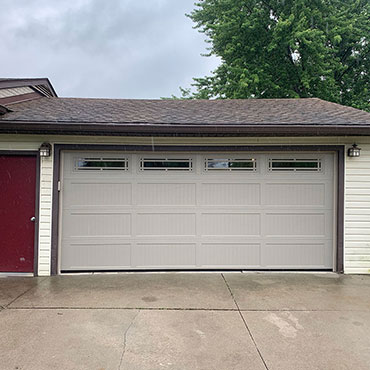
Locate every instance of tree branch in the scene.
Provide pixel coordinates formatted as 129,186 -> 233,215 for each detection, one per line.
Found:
286,46 -> 295,66
339,47 -> 353,63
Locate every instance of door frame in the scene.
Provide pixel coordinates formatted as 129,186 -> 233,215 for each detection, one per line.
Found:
0,150 -> 40,275
51,144 -> 345,275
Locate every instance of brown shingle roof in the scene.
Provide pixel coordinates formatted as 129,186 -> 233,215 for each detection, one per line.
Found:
1,97 -> 369,126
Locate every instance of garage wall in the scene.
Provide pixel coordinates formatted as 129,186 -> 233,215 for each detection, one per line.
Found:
1,134 -> 370,275
345,144 -> 370,274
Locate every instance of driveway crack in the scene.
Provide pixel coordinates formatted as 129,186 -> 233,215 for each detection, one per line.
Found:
118,310 -> 141,370
221,274 -> 269,370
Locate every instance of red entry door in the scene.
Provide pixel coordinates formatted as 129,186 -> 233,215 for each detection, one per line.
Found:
0,155 -> 37,272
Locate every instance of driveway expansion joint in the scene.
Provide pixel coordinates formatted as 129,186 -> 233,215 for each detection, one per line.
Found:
222,273 -> 270,370
4,277 -> 47,308
7,306 -> 240,311
6,306 -> 370,312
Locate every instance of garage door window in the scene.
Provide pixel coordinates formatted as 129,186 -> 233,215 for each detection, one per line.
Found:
75,158 -> 128,171
205,158 -> 256,171
140,158 -> 193,171
269,158 -> 321,172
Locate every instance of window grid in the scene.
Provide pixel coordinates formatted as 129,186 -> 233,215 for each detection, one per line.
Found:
140,158 -> 193,171
75,157 -> 129,171
268,158 -> 322,172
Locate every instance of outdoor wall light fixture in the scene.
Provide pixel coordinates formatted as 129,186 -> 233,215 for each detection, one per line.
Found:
348,143 -> 361,158
39,142 -> 52,157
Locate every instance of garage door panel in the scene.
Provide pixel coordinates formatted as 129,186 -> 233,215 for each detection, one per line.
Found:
63,181 -> 132,207
199,243 -> 260,267
136,183 -> 196,205
136,213 -> 196,236
262,242 -> 330,267
264,183 -> 326,206
64,212 -> 132,237
61,242 -> 131,270
201,213 -> 260,236
265,213 -> 326,236
133,243 -> 196,267
201,183 -> 261,205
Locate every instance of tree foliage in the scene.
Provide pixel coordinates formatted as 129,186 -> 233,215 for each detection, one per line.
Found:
182,0 -> 370,111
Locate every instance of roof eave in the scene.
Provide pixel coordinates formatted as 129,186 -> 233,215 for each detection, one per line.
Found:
1,121 -> 370,136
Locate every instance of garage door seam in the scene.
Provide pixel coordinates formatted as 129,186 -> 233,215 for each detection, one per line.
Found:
221,274 -> 269,370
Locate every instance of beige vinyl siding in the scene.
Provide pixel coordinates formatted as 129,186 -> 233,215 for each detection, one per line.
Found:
0,86 -> 34,98
0,134 -> 348,146
1,134 -> 370,275
345,145 -> 370,274
37,156 -> 53,275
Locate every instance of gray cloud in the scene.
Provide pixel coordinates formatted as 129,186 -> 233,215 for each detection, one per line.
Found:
0,0 -> 219,98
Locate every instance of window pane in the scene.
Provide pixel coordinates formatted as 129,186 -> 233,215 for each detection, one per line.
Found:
76,158 -> 128,171
229,161 -> 254,168
141,158 -> 192,171
269,159 -> 321,171
206,158 -> 256,171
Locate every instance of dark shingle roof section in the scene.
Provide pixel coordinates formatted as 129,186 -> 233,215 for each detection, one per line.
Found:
0,104 -> 11,115
1,97 -> 369,126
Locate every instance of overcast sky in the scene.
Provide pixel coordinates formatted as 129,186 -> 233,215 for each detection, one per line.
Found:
0,0 -> 220,98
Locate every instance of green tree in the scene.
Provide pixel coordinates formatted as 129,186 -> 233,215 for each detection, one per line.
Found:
183,0 -> 369,111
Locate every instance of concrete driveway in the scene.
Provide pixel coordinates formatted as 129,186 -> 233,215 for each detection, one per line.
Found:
1,273 -> 370,370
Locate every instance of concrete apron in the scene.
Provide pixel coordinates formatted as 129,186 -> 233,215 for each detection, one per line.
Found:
0,272 -> 370,370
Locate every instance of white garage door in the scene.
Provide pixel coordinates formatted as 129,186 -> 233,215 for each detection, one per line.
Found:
60,151 -> 335,271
